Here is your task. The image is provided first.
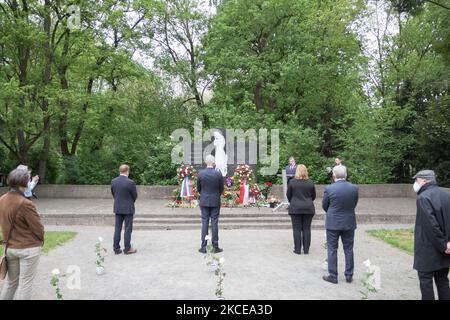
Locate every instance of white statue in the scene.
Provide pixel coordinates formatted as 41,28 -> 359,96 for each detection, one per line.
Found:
213,131 -> 228,177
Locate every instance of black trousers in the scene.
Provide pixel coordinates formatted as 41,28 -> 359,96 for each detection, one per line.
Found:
200,206 -> 220,248
289,214 -> 314,253
418,268 -> 450,300
326,229 -> 355,280
113,214 -> 134,253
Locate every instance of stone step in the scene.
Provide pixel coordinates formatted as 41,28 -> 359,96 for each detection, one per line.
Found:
42,213 -> 414,224
133,223 -> 325,231
133,217 -> 292,224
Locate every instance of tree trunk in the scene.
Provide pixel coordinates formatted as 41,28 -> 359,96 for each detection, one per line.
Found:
38,0 -> 53,183
57,29 -> 71,157
38,118 -> 51,182
254,80 -> 263,110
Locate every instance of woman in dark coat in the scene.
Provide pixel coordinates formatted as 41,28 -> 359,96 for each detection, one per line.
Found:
286,164 -> 316,254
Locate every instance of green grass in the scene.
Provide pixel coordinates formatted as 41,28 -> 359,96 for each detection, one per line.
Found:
367,228 -> 414,255
0,231 -> 77,255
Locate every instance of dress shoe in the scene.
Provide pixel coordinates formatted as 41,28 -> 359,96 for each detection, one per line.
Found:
346,276 -> 353,283
198,247 -> 207,254
303,251 -> 309,255
322,275 -> 338,284
114,250 -> 122,255
213,247 -> 223,253
293,250 -> 301,255
124,248 -> 137,255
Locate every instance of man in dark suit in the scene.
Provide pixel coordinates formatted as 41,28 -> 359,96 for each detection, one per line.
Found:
197,155 -> 224,254
285,156 -> 297,176
322,165 -> 358,284
412,170 -> 450,300
111,164 -> 138,255
285,156 -> 297,183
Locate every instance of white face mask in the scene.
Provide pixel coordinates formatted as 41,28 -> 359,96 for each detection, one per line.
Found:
413,181 -> 422,193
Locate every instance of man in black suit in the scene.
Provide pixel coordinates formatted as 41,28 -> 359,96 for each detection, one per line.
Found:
322,165 -> 358,284
285,156 -> 297,183
412,170 -> 450,300
111,164 -> 138,255
197,155 -> 224,253
285,156 -> 297,176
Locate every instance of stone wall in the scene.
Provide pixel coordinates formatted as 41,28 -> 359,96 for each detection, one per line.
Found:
0,185 -> 176,199
2,183 -> 447,199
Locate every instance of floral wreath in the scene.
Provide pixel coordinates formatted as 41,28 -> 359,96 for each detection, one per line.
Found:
233,164 -> 254,184
250,184 -> 261,199
177,164 -> 197,184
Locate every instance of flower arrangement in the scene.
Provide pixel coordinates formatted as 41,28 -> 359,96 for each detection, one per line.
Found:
259,182 -> 273,199
168,164 -> 278,209
177,164 -> 197,184
177,164 -> 197,202
250,184 -> 262,200
95,236 -> 107,275
233,164 -> 254,184
50,269 -> 65,300
169,199 -> 199,208
222,188 -> 234,201
225,176 -> 233,188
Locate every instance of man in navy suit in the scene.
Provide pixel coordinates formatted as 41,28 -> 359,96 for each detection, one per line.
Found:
322,165 -> 359,284
111,164 -> 138,255
197,155 -> 224,253
285,156 -> 297,176
285,156 -> 297,183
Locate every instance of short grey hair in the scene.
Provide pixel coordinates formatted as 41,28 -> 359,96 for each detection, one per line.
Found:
332,165 -> 347,180
16,164 -> 31,174
8,168 -> 30,188
205,154 -> 215,166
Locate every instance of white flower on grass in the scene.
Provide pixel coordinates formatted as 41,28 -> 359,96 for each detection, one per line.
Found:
219,257 -> 225,264
363,259 -> 371,268
52,269 -> 60,276
204,235 -> 210,241
98,236 -> 104,243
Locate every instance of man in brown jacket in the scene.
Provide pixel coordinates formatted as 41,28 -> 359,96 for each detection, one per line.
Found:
0,168 -> 44,300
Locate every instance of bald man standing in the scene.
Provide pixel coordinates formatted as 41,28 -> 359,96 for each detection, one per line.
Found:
111,164 -> 137,255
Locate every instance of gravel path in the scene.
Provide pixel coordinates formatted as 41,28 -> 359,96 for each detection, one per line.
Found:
0,224 -> 420,300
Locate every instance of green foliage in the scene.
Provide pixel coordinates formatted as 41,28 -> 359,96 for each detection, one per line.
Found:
279,123 -> 328,183
0,0 -> 448,186
338,106 -> 404,183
